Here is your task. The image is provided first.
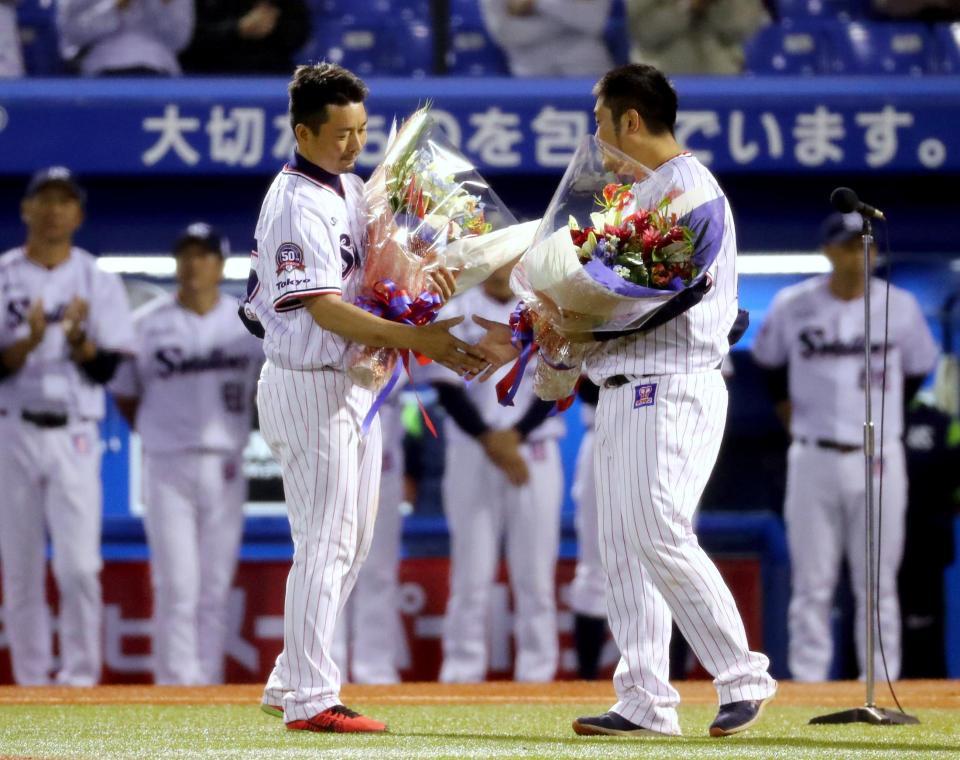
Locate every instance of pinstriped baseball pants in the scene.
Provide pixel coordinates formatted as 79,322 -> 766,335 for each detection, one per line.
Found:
595,370 -> 776,735
256,362 -> 382,722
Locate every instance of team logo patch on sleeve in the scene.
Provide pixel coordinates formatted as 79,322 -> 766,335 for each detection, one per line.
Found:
634,382 -> 658,408
275,242 -> 305,274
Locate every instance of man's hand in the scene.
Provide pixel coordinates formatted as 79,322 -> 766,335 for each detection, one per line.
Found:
62,297 -> 96,363
238,2 -> 280,39
411,316 -> 489,376
479,428 -> 530,486
471,315 -> 519,381
25,300 -> 47,348
61,297 -> 89,344
426,266 -> 458,303
507,0 -> 536,16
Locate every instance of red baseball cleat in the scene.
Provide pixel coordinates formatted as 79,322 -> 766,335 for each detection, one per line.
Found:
285,705 -> 388,733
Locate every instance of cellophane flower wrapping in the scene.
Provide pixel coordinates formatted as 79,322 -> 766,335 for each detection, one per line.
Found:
510,135 -> 723,399
348,107 -> 524,390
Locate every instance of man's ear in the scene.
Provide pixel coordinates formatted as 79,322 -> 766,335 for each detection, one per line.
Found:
622,108 -> 645,136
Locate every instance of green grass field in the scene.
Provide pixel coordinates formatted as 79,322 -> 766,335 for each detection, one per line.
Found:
2,700 -> 958,759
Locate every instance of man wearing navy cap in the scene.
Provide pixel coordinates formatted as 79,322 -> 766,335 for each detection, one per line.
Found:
111,223 -> 264,684
752,212 -> 939,681
0,167 -> 136,685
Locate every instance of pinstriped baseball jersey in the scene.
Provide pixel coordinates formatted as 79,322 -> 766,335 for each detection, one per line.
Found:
110,294 -> 264,454
0,246 -> 135,419
247,152 -> 366,371
585,153 -> 738,382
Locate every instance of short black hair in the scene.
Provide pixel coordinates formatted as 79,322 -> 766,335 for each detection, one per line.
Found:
593,64 -> 678,136
288,62 -> 369,134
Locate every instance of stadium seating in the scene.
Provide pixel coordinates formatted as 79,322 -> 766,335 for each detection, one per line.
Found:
744,22 -> 830,75
309,0 -> 431,24
935,22 -> 960,74
16,0 -> 65,76
825,21 -> 936,75
303,19 -> 433,77
774,0 -> 868,21
605,0 -> 631,66
446,18 -> 509,76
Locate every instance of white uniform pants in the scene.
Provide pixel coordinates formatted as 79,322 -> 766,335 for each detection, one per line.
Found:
142,449 -> 246,685
785,440 -> 906,681
440,436 -> 563,683
0,417 -> 102,686
595,372 -> 776,735
257,363 -> 381,721
332,401 -> 404,684
569,428 -> 607,619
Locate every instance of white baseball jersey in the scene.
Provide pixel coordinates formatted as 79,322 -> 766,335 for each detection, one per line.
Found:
585,153 -> 738,382
245,153 -> 367,371
0,246 -> 136,418
110,293 -> 264,454
752,276 -> 938,443
423,287 -> 565,444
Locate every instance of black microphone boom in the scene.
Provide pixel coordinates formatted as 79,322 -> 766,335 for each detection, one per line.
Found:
830,187 -> 886,221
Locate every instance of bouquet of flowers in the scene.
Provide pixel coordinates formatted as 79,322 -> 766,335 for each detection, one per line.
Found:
349,107 -> 535,392
504,135 -> 724,402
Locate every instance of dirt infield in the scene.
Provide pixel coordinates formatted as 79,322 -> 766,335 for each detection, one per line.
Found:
0,680 -> 957,710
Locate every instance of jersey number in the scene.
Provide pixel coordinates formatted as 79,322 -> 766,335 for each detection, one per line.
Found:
222,381 -> 245,414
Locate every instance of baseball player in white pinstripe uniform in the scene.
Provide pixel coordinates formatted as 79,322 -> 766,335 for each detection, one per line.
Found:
476,65 -> 777,738
752,212 -> 938,682
111,223 -> 264,685
242,63 -> 487,733
0,167 -> 135,686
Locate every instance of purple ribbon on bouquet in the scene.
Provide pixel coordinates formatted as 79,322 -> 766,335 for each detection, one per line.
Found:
495,303 -> 537,407
357,279 -> 443,436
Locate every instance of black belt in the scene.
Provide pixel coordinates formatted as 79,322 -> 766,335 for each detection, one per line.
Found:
604,374 -> 632,389
21,410 -> 69,429
797,438 -> 862,454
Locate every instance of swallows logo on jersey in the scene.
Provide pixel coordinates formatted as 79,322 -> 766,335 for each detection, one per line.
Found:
340,233 -> 359,277
276,242 -> 305,275
634,383 -> 658,408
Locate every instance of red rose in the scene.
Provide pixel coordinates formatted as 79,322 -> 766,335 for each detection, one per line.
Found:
570,227 -> 592,247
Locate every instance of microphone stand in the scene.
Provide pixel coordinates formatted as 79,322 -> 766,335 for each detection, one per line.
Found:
809,217 -> 918,726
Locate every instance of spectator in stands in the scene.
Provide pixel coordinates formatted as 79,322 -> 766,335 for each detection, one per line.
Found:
625,0 -> 769,75
180,1 -> 310,75
480,0 -> 613,77
58,0 -> 194,76
0,0 -> 24,77
872,0 -> 960,20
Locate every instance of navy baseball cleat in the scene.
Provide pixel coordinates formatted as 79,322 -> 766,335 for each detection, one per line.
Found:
709,697 -> 771,737
572,711 -> 668,737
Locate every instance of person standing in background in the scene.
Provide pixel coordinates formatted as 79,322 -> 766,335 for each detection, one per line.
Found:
0,0 -> 25,77
111,223 -> 264,685
568,379 -> 610,681
0,167 -> 135,686
625,0 -> 768,75
426,262 -> 565,684
480,0 -> 613,77
180,0 -> 310,75
58,0 -> 194,76
751,211 -> 939,682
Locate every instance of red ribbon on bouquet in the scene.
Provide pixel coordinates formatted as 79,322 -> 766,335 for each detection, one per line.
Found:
358,279 -> 444,437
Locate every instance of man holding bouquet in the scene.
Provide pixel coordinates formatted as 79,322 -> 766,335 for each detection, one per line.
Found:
478,63 -> 777,737
242,62 -> 488,733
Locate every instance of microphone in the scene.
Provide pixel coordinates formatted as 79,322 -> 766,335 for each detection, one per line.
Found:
830,187 -> 886,221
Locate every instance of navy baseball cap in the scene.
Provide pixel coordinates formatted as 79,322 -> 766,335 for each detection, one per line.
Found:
25,166 -> 86,204
174,222 -> 230,256
820,212 -> 863,246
